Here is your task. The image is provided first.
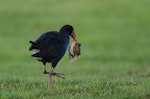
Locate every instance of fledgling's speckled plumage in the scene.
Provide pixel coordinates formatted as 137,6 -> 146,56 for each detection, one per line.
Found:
68,42 -> 81,64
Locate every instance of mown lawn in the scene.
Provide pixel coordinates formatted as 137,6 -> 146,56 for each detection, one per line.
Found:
0,0 -> 150,98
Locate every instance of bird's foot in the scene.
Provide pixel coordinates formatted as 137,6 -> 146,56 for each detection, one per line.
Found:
43,70 -> 49,74
50,72 -> 65,79
44,71 -> 65,79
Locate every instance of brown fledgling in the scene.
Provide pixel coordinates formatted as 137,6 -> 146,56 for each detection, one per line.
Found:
68,42 -> 81,64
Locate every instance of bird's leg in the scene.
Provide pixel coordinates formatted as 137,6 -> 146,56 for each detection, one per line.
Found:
48,67 -> 54,91
43,65 -> 48,74
47,67 -> 66,90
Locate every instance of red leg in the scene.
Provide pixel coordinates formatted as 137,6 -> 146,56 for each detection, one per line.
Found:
48,67 -> 54,91
43,65 -> 48,74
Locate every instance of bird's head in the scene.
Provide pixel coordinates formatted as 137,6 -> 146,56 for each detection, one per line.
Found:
60,25 -> 77,42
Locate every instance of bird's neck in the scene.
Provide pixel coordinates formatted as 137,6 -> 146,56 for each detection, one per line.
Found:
61,32 -> 70,43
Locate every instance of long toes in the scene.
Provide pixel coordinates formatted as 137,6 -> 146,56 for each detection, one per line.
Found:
50,72 -> 64,75
56,75 -> 65,79
55,72 -> 64,75
48,72 -> 65,79
52,72 -> 65,79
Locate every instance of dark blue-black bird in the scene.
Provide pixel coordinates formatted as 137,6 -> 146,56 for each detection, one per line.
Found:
29,25 -> 77,90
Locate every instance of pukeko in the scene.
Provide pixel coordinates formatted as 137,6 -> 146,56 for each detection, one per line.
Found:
29,25 -> 77,90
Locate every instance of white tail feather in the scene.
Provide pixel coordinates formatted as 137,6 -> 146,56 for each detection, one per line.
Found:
31,49 -> 42,60
31,49 -> 40,55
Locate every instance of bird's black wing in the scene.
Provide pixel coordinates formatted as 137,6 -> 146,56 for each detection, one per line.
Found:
29,31 -> 51,50
30,32 -> 65,62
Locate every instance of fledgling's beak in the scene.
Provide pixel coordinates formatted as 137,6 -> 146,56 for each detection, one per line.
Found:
71,32 -> 77,42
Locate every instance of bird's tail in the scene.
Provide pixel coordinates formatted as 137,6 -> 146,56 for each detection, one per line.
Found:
29,41 -> 37,45
29,41 -> 42,58
29,41 -> 39,51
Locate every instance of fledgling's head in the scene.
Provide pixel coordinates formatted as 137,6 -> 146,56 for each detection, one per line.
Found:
73,42 -> 81,57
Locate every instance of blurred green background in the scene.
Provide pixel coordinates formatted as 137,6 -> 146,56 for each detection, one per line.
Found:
0,0 -> 150,98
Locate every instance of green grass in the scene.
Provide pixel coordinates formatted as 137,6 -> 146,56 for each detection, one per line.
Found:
0,0 -> 150,98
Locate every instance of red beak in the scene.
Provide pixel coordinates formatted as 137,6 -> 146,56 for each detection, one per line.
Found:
71,32 -> 77,41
